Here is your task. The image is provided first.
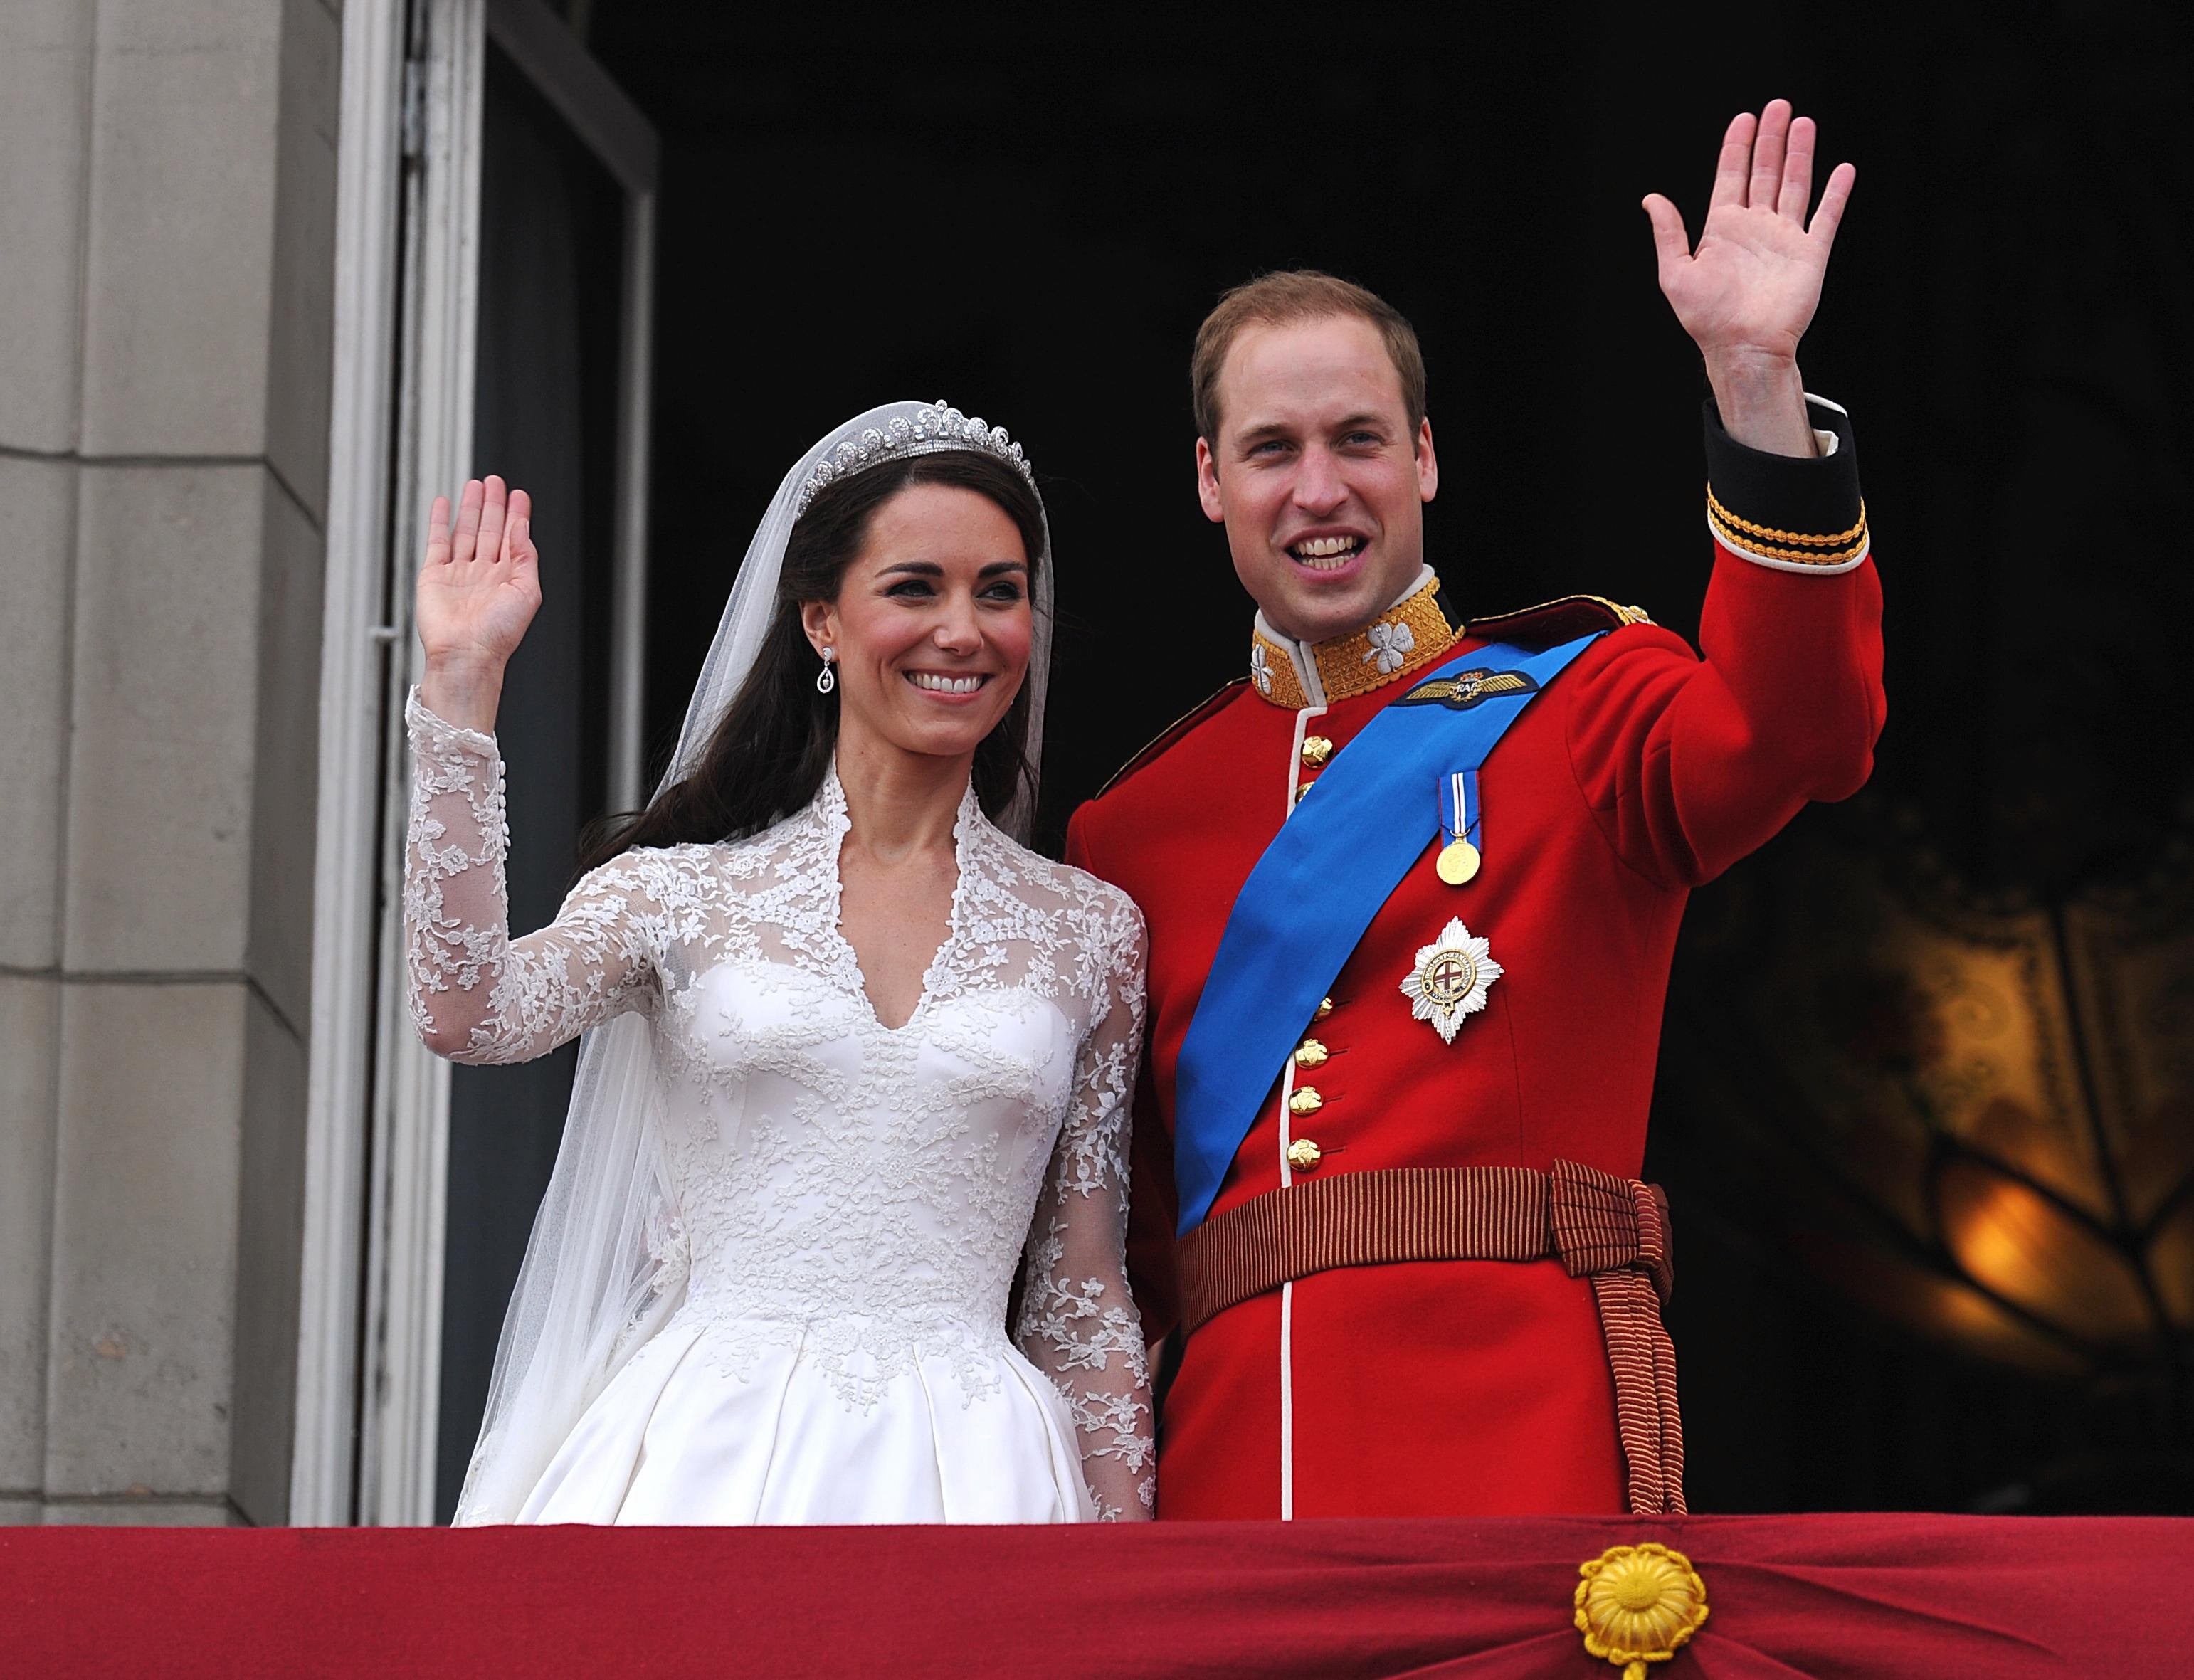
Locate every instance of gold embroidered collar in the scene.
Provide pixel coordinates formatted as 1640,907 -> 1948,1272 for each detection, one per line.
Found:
1248,570 -> 1460,709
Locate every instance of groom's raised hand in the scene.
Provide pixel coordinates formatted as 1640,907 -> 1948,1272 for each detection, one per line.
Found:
1643,99 -> 1857,457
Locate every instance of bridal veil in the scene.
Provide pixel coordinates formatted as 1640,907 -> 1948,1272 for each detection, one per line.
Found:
454,400 -> 1055,1521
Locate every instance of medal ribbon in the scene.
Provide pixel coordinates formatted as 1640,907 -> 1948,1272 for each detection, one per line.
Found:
1172,632 -> 1604,1234
1440,769 -> 1480,854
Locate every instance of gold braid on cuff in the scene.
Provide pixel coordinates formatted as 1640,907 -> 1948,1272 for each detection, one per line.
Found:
1706,485 -> 1869,567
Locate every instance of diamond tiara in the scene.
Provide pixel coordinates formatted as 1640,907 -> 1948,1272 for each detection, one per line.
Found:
792,398 -> 1038,518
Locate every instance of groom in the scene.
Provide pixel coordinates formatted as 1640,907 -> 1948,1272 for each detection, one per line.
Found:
1065,101 -> 1883,1518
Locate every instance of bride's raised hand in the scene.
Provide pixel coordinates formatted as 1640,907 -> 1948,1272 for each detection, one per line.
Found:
416,475 -> 539,729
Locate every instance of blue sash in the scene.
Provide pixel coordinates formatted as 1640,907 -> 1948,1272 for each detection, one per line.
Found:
1171,634 -> 1603,1233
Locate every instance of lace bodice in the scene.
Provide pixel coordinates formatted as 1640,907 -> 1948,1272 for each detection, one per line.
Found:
404,694 -> 1154,1518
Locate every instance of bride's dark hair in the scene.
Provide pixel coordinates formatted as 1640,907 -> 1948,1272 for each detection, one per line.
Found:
577,449 -> 1045,872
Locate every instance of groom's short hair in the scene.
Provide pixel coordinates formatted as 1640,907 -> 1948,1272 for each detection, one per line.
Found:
1191,270 -> 1427,446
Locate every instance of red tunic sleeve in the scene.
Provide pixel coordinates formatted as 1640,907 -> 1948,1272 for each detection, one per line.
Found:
1563,396 -> 1887,889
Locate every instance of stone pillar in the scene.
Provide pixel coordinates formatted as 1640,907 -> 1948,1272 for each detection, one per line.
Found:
0,0 -> 339,1526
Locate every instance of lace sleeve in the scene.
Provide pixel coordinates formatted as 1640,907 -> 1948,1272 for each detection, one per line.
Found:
1013,893 -> 1155,1521
404,690 -> 656,1066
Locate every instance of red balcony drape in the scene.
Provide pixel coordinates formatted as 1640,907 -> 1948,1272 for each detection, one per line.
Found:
4,1511 -> 2183,1678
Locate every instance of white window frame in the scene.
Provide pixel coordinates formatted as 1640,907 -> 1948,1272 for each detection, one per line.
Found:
295,0 -> 656,1526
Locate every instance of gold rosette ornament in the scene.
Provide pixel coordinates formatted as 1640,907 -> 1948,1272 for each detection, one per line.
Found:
1573,1543 -> 1710,1679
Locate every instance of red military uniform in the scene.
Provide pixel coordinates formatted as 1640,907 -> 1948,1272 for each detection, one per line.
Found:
1067,400 -> 1884,1518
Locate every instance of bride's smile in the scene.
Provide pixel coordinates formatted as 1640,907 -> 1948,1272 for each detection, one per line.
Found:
905,670 -> 991,695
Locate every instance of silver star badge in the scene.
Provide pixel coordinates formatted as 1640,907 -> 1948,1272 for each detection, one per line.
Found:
1401,918 -> 1503,1043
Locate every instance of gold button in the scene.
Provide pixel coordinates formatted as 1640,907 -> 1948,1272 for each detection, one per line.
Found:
1314,996 -> 1335,1022
1296,780 -> 1317,802
1286,1138 -> 1323,1173
1287,1086 -> 1323,1117
1294,1038 -> 1328,1069
1300,736 -> 1334,768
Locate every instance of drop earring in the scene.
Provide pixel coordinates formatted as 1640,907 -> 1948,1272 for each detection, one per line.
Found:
815,647 -> 836,694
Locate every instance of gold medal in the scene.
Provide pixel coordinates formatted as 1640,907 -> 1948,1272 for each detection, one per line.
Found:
1435,838 -> 1481,886
1435,771 -> 1484,887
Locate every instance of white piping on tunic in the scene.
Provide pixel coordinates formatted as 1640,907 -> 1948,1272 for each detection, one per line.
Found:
1286,703 -> 1327,820
1275,702 -> 1327,1518
1279,1280 -> 1296,1520
1277,1027 -> 1298,1518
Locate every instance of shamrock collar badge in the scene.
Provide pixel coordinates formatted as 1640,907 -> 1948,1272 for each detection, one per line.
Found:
1401,918 -> 1502,1043
1363,618 -> 1417,675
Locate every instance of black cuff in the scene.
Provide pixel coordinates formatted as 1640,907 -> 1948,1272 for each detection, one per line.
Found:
1703,396 -> 1869,572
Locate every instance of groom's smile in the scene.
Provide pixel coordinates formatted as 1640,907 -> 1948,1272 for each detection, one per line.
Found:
1285,529 -> 1371,572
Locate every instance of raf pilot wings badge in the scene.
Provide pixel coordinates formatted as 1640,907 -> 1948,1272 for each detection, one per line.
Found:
1394,668 -> 1539,712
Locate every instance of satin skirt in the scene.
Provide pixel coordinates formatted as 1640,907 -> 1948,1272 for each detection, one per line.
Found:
512,1311 -> 1095,1525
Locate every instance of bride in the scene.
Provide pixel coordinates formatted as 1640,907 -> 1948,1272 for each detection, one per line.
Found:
404,401 -> 1153,1523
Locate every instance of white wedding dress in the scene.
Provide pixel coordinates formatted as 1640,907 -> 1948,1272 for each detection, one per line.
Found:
404,695 -> 1154,1522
